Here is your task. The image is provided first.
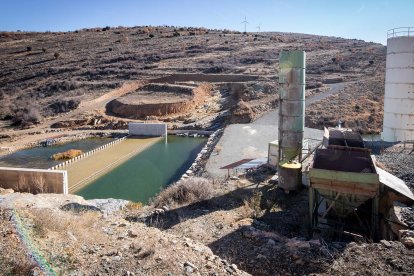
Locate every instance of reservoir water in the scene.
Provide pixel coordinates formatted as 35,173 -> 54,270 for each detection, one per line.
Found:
0,138 -> 113,169
76,135 -> 207,203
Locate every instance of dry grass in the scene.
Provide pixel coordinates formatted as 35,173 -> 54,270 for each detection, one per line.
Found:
126,201 -> 143,210
51,149 -> 83,160
28,208 -> 104,243
239,191 -> 262,219
151,177 -> 214,208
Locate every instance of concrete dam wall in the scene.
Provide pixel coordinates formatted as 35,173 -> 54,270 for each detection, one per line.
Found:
0,167 -> 67,194
129,123 -> 167,137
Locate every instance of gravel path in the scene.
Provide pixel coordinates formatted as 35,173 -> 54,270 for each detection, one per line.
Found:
376,146 -> 414,192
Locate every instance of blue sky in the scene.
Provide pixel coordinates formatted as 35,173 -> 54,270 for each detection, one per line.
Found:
0,0 -> 412,44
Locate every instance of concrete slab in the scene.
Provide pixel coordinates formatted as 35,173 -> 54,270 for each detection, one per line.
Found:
205,109 -> 323,177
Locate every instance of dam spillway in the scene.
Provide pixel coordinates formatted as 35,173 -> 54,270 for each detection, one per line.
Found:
63,137 -> 161,193
76,135 -> 207,203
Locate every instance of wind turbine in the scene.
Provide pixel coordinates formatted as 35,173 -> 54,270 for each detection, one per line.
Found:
241,16 -> 248,33
256,24 -> 261,32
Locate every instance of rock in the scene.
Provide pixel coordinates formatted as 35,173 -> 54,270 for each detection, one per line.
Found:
128,230 -> 138,238
399,230 -> 414,248
401,236 -> 414,248
60,202 -> 101,213
230,176 -> 239,180
184,261 -> 197,273
267,239 -> 276,246
87,198 -> 129,214
0,188 -> 14,195
380,240 -> 392,248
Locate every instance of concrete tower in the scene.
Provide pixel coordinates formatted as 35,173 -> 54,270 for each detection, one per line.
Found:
382,27 -> 414,142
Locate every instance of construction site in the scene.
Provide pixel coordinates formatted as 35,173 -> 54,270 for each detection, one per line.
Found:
0,24 -> 413,275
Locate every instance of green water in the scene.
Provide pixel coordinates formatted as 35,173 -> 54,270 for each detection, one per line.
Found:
0,138 -> 113,169
76,136 -> 207,203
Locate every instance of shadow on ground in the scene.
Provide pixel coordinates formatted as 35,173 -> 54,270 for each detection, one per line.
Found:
126,182 -> 345,275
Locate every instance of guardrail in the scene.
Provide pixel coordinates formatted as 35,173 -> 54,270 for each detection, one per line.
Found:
48,136 -> 128,170
387,27 -> 414,38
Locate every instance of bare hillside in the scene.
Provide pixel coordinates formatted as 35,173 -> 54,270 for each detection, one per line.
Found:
0,26 -> 385,136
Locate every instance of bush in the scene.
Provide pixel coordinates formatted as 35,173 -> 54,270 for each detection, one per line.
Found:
51,149 -> 83,160
151,177 -> 214,208
26,46 -> 32,52
54,52 -> 60,59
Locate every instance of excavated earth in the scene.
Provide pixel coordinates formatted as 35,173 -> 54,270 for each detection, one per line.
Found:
107,83 -> 208,119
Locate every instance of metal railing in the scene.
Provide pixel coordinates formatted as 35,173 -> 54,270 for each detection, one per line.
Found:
387,27 -> 414,38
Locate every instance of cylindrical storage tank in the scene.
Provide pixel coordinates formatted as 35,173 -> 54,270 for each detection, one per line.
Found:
278,50 -> 305,161
278,162 -> 302,191
382,28 -> 414,142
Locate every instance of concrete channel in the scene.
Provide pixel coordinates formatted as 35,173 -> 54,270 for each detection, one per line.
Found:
62,137 -> 161,193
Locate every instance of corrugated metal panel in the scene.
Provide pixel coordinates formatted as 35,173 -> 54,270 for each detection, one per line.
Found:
377,167 -> 414,201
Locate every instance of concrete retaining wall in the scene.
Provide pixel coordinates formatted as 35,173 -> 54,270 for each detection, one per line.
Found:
49,136 -> 128,170
129,123 -> 167,137
176,128 -> 223,182
0,167 -> 68,194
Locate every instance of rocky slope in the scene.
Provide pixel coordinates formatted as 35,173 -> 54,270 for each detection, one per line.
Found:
1,172 -> 413,275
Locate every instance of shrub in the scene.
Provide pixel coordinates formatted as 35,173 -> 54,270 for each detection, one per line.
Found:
26,46 -> 32,51
54,52 -> 60,59
151,177 -> 214,208
51,149 -> 83,160
42,48 -> 46,53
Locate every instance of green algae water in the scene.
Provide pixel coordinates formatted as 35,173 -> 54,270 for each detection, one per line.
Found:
76,135 -> 207,203
0,138 -> 113,169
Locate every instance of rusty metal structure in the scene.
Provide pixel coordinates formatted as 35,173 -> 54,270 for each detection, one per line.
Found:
309,129 -> 380,238
278,51 -> 305,191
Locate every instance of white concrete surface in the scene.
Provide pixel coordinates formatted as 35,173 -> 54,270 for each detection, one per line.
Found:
129,123 -> 167,137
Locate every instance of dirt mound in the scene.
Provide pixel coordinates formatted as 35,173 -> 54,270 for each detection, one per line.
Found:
106,83 -> 212,119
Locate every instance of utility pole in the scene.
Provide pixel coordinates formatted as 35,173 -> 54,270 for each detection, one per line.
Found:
241,16 -> 248,33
